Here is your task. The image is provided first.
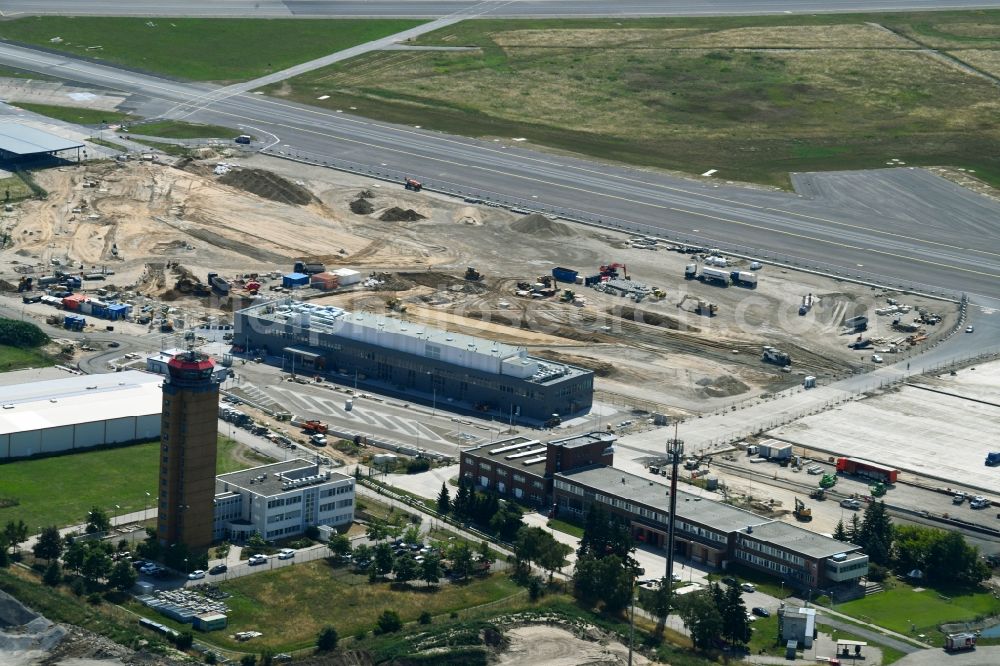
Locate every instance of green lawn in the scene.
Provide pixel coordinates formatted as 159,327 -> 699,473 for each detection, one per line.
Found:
265,10 -> 1000,187
828,580 -> 1000,641
0,436 -> 270,530
129,120 -> 236,139
707,564 -> 793,600
208,561 -> 524,651
0,344 -> 53,371
14,102 -> 135,126
0,17 -> 425,82
547,518 -> 584,538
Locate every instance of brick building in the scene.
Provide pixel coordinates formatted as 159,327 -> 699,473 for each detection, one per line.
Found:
460,432 -> 616,507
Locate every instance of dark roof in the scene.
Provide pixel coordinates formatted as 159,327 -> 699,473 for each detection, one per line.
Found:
0,123 -> 83,156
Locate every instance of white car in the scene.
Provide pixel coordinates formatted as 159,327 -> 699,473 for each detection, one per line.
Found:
248,554 -> 268,565
277,548 -> 295,560
872,354 -> 883,364
188,569 -> 206,580
740,582 -> 756,593
966,326 -> 975,333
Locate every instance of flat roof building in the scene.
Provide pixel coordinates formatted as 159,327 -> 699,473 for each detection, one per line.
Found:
460,431 -> 616,507
553,466 -> 868,591
0,122 -> 83,162
0,370 -> 161,459
234,299 -> 593,422
214,459 -> 355,543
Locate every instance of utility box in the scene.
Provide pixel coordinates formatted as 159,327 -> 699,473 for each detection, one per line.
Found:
803,376 -> 816,389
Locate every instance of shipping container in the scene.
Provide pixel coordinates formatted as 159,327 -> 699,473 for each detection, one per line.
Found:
283,273 -> 310,288
552,267 -> 579,283
836,457 -> 899,484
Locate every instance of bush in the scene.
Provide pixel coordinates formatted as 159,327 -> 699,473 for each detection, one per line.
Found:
316,625 -> 338,652
240,656 -> 257,666
0,318 -> 48,347
868,563 -> 888,582
70,578 -> 86,597
86,592 -> 102,605
419,611 -> 432,625
204,652 -> 217,664
406,458 -> 431,474
375,609 -> 403,634
353,629 -> 367,641
449,611 -> 459,619
304,525 -> 320,540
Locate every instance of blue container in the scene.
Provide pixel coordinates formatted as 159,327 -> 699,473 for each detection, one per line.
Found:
552,267 -> 579,283
283,272 -> 309,288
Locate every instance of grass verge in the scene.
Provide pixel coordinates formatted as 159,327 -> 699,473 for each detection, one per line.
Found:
130,120 -> 236,139
546,518 -> 584,538
0,343 -> 53,370
14,102 -> 136,125
122,138 -> 191,157
265,11 -> 1000,187
0,17 -> 426,82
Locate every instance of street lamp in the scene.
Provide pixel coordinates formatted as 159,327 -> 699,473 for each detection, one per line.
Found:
144,492 -> 151,521
114,505 -> 121,529
184,557 -> 188,575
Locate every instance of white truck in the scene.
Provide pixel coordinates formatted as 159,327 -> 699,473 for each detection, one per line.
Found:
730,271 -> 758,288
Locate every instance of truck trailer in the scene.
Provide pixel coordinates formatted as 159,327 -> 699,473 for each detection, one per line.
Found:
699,266 -> 730,286
836,457 -> 899,484
730,271 -> 757,288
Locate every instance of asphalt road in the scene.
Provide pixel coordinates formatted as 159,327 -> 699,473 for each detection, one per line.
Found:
3,40 -> 1000,306
4,0 -> 1000,18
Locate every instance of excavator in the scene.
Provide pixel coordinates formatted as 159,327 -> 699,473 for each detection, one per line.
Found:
599,262 -> 628,279
793,498 -> 812,521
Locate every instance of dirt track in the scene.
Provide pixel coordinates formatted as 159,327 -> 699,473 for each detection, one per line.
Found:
496,625 -> 650,666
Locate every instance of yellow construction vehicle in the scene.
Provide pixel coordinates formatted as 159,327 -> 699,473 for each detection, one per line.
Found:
793,498 -> 812,521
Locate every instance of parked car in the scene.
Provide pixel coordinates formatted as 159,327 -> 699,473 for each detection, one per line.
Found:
721,576 -> 738,587
953,494 -> 966,505
248,554 -> 268,565
278,548 -> 295,560
209,564 -> 228,575
188,570 -> 206,580
740,583 -> 756,593
752,607 -> 771,617
966,325 -> 975,333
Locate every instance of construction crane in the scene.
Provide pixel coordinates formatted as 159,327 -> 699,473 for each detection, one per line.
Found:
793,498 -> 812,521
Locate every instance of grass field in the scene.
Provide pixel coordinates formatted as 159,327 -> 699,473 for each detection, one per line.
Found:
208,560 -> 523,650
0,17 -> 424,82
0,344 -> 53,372
0,436 -> 270,530
547,518 -> 584,538
129,120 -> 237,139
15,102 -> 135,125
265,11 -> 1000,187
828,580 -> 1000,641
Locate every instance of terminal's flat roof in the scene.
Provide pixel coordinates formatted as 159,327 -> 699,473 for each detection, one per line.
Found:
0,122 -> 84,156
738,521 -> 860,559
0,370 -> 162,435
217,458 -> 351,497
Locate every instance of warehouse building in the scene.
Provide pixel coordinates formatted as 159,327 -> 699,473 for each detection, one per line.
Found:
0,370 -> 161,460
213,459 -> 355,542
553,466 -> 869,590
234,299 -> 594,422
460,432 -> 616,507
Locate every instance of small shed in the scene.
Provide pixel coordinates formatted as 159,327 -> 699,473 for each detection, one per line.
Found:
282,272 -> 309,288
332,268 -> 361,286
106,303 -> 132,321
310,272 -> 340,291
62,293 -> 87,310
193,613 -> 228,632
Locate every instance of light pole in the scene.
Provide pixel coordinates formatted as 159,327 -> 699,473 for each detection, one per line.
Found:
184,557 -> 188,576
114,504 -> 121,528
144,492 -> 151,521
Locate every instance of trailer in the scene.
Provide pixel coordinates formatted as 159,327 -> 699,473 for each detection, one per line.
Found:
730,271 -> 758,288
699,266 -> 730,286
759,440 -> 792,461
552,267 -> 579,283
836,457 -> 899,484
944,633 -> 976,652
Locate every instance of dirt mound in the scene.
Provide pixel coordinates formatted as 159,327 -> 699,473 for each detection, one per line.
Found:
511,213 -> 573,238
219,168 -> 314,205
613,305 -> 697,332
697,375 -> 749,398
379,207 -> 425,222
350,198 -> 374,215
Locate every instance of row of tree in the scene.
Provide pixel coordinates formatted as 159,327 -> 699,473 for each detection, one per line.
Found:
437,481 -> 525,542
676,583 -> 752,650
834,501 -> 989,587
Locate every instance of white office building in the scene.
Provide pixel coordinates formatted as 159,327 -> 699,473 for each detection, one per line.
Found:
213,459 -> 355,542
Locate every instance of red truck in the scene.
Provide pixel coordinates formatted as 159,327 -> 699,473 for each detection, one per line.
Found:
836,457 -> 899,484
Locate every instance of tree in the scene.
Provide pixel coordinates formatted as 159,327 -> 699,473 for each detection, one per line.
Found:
857,501 -> 893,565
213,542 -> 231,561
245,532 -> 268,555
43,561 -> 62,586
175,631 -> 194,650
578,504 -> 632,562
678,587 -> 724,650
421,555 -> 443,587
81,547 -> 112,586
833,519 -> 848,543
450,541 -> 474,580
436,483 -> 451,515
489,502 -> 524,542
316,625 -> 339,652
63,540 -> 87,573
393,554 -> 419,585
366,519 -> 389,544
572,554 -> 633,614
720,583 -> 751,646
4,520 -> 28,555
925,530 -> 990,587
453,481 -> 472,520
0,535 -> 9,568
240,656 -> 257,666
375,609 -> 402,634
515,526 -> 570,579
847,513 -> 861,543
327,534 -> 352,560
402,525 -> 421,546
33,526 -> 63,563
353,544 -> 372,569
85,508 -> 111,535
0,318 -> 48,347
109,560 -> 138,592
373,543 -> 394,579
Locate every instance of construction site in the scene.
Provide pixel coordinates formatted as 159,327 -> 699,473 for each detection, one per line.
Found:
0,154 -> 960,417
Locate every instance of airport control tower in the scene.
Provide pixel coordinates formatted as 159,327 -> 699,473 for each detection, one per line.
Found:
157,343 -> 220,551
